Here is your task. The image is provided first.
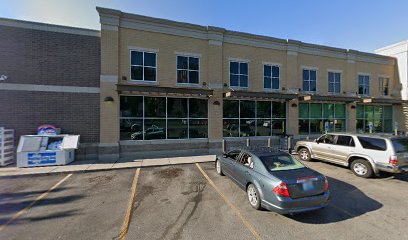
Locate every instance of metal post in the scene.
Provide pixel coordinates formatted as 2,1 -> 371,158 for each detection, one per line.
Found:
268,138 -> 271,148
222,139 -> 225,153
246,138 -> 250,147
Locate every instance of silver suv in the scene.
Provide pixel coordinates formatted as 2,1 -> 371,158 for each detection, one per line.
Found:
295,133 -> 408,178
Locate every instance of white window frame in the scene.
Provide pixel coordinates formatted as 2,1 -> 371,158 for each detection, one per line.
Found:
328,70 -> 342,94
176,55 -> 200,85
379,76 -> 390,96
263,63 -> 280,90
229,60 -> 249,89
302,68 -> 318,93
129,50 -> 158,82
358,74 -> 370,96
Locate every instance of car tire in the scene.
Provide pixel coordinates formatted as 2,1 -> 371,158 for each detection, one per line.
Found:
247,184 -> 262,210
215,159 -> 224,176
351,159 -> 373,178
298,148 -> 312,162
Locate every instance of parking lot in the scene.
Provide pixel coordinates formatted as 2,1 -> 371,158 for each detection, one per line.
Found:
1,159 -> 408,240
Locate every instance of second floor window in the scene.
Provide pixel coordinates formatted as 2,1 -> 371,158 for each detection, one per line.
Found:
303,69 -> 317,92
328,72 -> 341,94
177,56 -> 199,84
131,51 -> 157,81
379,77 -> 389,96
230,61 -> 248,88
264,65 -> 280,90
358,75 -> 370,95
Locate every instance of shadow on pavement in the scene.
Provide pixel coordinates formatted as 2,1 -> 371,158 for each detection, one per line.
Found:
0,210 -> 80,226
0,187 -> 72,203
288,176 -> 383,224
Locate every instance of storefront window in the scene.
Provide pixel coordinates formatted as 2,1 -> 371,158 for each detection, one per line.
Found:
356,105 -> 392,133
223,100 -> 286,137
298,103 -> 346,135
120,96 -> 208,140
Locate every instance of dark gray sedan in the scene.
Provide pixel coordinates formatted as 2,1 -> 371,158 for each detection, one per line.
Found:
215,150 -> 330,214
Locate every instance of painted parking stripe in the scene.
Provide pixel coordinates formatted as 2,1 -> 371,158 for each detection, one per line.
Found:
118,168 -> 141,240
0,173 -> 73,232
195,163 -> 262,240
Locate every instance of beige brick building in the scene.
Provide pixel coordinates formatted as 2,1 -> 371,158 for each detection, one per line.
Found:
97,7 -> 406,159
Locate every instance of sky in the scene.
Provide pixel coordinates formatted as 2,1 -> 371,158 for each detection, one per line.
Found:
0,0 -> 408,52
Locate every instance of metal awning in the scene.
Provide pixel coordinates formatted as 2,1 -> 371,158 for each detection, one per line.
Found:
360,97 -> 408,105
116,84 -> 213,97
298,95 -> 360,103
224,90 -> 297,100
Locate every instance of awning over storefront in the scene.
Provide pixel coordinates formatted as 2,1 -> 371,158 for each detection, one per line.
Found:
298,94 -> 359,103
360,97 -> 408,105
223,90 -> 297,100
116,84 -> 214,97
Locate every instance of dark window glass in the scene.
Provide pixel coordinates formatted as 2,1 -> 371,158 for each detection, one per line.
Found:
299,103 -> 309,119
264,65 -> 271,77
227,150 -> 241,160
310,119 -> 323,134
120,96 -> 143,118
240,101 -> 255,118
144,67 -> 156,81
239,75 -> 248,87
303,69 -> 309,80
392,138 -> 408,153
230,74 -> 239,87
131,51 -> 143,66
144,97 -> 166,118
167,119 -> 188,139
144,52 -> 156,67
303,80 -> 309,91
310,81 -> 317,92
256,119 -> 271,136
223,100 -> 239,118
272,77 -> 279,89
131,66 -> 143,80
336,135 -> 354,146
143,119 -> 166,140
189,71 -> 199,84
310,70 -> 316,80
230,62 -> 239,74
177,56 -> 188,69
189,119 -> 208,138
189,99 -> 208,118
240,63 -> 248,75
177,70 -> 188,83
323,104 -> 334,119
240,119 -> 255,137
310,104 -> 322,118
167,98 -> 187,118
223,119 -> 239,137
272,119 -> 285,135
299,119 -> 309,134
257,101 -> 271,118
264,77 -> 271,89
120,119 -> 143,140
189,57 -> 199,70
272,102 -> 286,118
357,137 -> 387,151
272,66 -> 279,77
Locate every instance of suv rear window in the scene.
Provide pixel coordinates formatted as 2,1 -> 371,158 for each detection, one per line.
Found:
391,138 -> 408,153
357,137 -> 387,151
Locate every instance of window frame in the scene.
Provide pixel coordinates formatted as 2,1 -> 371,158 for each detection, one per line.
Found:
358,74 -> 370,96
328,70 -> 342,94
176,55 -> 200,85
302,68 -> 318,93
263,63 -> 280,91
229,60 -> 249,89
379,76 -> 390,96
129,50 -> 158,82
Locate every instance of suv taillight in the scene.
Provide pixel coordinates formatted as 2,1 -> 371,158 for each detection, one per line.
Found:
273,182 -> 291,198
389,155 -> 398,165
324,177 -> 329,192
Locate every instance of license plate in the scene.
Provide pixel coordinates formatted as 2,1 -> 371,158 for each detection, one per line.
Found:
302,181 -> 314,191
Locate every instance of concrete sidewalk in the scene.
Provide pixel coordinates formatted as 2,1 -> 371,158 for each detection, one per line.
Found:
0,155 -> 216,177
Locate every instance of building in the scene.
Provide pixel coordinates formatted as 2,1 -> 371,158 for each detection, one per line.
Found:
1,7 -> 407,161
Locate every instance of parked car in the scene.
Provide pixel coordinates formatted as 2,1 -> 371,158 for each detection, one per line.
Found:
295,133 -> 408,178
215,150 -> 330,214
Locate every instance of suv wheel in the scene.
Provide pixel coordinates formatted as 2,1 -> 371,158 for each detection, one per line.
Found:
351,159 -> 373,178
298,148 -> 312,161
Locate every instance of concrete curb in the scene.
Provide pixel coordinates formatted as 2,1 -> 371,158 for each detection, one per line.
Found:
0,155 -> 216,178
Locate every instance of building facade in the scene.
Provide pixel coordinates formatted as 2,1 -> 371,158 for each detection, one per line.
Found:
97,7 -> 407,159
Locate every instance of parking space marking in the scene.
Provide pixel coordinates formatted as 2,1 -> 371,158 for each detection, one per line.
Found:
118,168 -> 141,240
195,163 -> 262,240
0,173 -> 73,232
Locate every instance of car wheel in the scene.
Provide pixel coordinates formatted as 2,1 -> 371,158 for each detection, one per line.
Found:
215,159 -> 224,176
247,184 -> 261,210
351,159 -> 373,178
298,148 -> 312,161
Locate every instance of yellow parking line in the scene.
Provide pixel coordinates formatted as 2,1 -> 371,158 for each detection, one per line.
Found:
118,168 -> 141,240
195,163 -> 262,240
0,173 -> 73,232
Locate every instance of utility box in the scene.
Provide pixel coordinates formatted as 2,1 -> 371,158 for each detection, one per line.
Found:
17,135 -> 79,167
0,127 -> 15,166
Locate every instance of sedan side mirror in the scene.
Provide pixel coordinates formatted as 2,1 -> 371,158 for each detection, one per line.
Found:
314,139 -> 319,144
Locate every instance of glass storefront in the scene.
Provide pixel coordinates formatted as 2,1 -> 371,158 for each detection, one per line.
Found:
223,100 -> 286,137
356,105 -> 393,133
299,103 -> 346,134
120,96 -> 208,140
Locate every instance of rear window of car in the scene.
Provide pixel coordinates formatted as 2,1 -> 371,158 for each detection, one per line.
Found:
391,138 -> 408,153
260,154 -> 305,172
357,137 -> 387,151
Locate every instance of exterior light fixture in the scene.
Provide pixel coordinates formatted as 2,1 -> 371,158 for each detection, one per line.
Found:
291,103 -> 298,108
303,95 -> 312,101
122,76 -> 127,80
363,98 -> 372,103
213,100 -> 220,106
104,96 -> 114,102
350,105 -> 356,109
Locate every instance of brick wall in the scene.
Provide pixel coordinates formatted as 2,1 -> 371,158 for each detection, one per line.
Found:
0,23 -> 100,143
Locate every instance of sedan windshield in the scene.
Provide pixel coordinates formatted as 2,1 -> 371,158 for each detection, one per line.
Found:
260,154 -> 305,171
